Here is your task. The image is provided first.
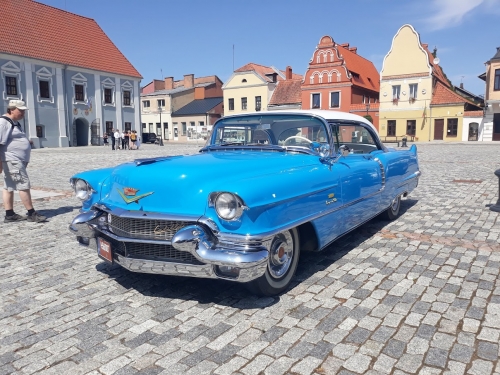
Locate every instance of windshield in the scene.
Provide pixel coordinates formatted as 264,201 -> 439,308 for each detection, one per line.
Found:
209,114 -> 329,152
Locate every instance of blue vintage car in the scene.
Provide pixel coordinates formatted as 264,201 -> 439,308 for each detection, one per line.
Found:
69,110 -> 420,296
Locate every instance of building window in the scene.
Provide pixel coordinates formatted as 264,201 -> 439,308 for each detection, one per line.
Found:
228,98 -> 234,111
37,80 -> 50,99
5,76 -> 17,96
406,120 -> 416,136
392,85 -> 401,101
330,92 -> 340,108
123,90 -> 131,106
156,123 -> 161,135
387,120 -> 396,136
75,84 -> 84,101
148,123 -> 154,133
199,121 -> 204,126
495,69 -> 500,91
241,97 -> 247,110
106,121 -> 114,134
124,122 -> 131,131
142,123 -> 146,129
36,125 -> 44,138
409,83 -> 418,99
157,99 -> 165,108
255,96 -> 261,111
447,118 -> 458,136
143,100 -> 150,108
312,93 -> 320,108
181,122 -> 187,135
104,88 -> 113,104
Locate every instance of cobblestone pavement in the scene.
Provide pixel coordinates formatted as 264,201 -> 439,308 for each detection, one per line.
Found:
1,142 -> 499,375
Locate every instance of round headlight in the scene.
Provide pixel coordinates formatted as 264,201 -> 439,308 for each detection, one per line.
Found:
74,179 -> 90,200
215,193 -> 243,221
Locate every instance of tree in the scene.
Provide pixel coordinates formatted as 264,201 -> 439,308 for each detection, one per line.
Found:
363,115 -> 373,123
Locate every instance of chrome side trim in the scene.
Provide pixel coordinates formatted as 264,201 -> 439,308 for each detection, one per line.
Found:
91,204 -> 201,222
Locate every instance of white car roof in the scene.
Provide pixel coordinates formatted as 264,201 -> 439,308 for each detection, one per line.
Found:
222,109 -> 378,134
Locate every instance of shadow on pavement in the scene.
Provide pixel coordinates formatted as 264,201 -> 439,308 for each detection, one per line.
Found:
38,205 -> 81,218
95,198 -> 418,307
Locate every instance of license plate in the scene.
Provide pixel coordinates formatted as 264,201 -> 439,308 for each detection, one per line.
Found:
98,237 -> 113,263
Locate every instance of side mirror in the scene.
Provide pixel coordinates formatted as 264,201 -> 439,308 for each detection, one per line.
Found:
311,142 -> 330,157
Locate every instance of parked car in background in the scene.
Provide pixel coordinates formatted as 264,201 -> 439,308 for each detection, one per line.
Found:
141,132 -> 158,144
69,110 -> 420,296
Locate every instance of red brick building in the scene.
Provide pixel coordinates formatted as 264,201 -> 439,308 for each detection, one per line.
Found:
302,36 -> 380,129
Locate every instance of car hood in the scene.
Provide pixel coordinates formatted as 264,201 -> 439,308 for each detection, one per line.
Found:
99,151 -> 322,216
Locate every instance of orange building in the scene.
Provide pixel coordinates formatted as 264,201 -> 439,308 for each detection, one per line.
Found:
302,36 -> 380,129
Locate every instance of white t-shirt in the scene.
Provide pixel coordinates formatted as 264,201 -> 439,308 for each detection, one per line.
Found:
114,131 -> 120,139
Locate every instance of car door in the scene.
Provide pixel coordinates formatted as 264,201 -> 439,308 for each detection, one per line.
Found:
330,122 -> 384,231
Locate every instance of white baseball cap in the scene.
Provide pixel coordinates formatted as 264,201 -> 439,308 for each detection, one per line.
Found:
7,99 -> 28,110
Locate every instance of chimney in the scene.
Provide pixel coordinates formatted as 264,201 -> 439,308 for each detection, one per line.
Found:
184,74 -> 194,88
286,66 -> 292,80
460,82 -> 464,89
349,47 -> 357,54
422,43 -> 428,49
340,43 -> 349,48
164,77 -> 173,90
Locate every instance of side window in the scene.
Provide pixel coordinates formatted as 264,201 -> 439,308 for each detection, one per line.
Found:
331,123 -> 379,154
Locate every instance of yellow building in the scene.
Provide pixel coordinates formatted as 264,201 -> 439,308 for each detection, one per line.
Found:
222,63 -> 302,115
379,25 -> 481,142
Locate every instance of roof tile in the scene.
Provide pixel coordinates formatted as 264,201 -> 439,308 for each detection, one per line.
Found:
0,0 -> 141,78
269,80 -> 302,105
431,81 -> 476,106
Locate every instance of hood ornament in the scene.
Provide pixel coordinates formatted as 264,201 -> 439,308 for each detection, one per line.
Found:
117,187 -> 154,204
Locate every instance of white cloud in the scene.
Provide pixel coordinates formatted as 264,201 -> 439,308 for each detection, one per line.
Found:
423,0 -> 490,30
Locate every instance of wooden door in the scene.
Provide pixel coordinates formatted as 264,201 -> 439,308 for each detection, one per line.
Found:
434,119 -> 444,140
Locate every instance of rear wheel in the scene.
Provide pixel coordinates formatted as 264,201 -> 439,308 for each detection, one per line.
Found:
382,195 -> 401,220
246,228 -> 300,296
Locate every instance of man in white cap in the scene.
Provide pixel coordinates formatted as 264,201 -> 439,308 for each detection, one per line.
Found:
0,100 -> 47,223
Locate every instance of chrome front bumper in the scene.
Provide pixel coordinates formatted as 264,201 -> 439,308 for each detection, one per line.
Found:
69,211 -> 269,282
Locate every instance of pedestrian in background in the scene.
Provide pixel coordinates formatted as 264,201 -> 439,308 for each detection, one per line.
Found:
121,130 -> 126,150
130,130 -> 137,150
111,129 -> 116,150
0,100 -> 47,223
124,130 -> 130,150
103,132 -> 109,146
114,129 -> 120,150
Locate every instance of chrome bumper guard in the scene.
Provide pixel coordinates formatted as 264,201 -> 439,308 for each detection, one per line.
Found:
69,211 -> 269,282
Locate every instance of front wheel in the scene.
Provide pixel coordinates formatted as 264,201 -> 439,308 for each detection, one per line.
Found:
246,228 -> 300,296
382,195 -> 401,220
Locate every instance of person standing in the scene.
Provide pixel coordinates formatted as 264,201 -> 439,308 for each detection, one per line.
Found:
111,129 -> 116,150
124,130 -> 130,150
120,130 -> 126,150
0,100 -> 47,223
114,129 -> 120,150
130,130 -> 137,150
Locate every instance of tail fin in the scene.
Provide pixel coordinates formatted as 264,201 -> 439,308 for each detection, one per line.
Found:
409,144 -> 417,155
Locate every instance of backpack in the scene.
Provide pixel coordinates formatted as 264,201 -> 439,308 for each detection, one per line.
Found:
130,133 -> 137,141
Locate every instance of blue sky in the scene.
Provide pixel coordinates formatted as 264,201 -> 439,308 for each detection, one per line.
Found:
39,0 -> 500,96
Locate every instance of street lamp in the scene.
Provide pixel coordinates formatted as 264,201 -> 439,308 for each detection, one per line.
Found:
157,106 -> 164,146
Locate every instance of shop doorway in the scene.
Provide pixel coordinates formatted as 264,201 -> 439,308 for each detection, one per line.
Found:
434,119 -> 444,140
468,122 -> 479,141
75,118 -> 89,146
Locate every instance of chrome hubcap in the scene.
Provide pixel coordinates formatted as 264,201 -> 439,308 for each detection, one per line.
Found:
268,231 -> 293,279
391,197 -> 400,211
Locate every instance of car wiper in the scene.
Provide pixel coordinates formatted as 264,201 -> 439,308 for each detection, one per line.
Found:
219,141 -> 245,146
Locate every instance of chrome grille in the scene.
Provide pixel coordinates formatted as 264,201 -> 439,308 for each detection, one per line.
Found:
108,215 -> 194,240
99,233 -> 203,265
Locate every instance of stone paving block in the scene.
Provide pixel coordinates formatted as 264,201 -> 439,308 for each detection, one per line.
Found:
2,144 -> 500,375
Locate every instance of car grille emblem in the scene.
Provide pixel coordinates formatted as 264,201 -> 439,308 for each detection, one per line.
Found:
117,188 -> 154,204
